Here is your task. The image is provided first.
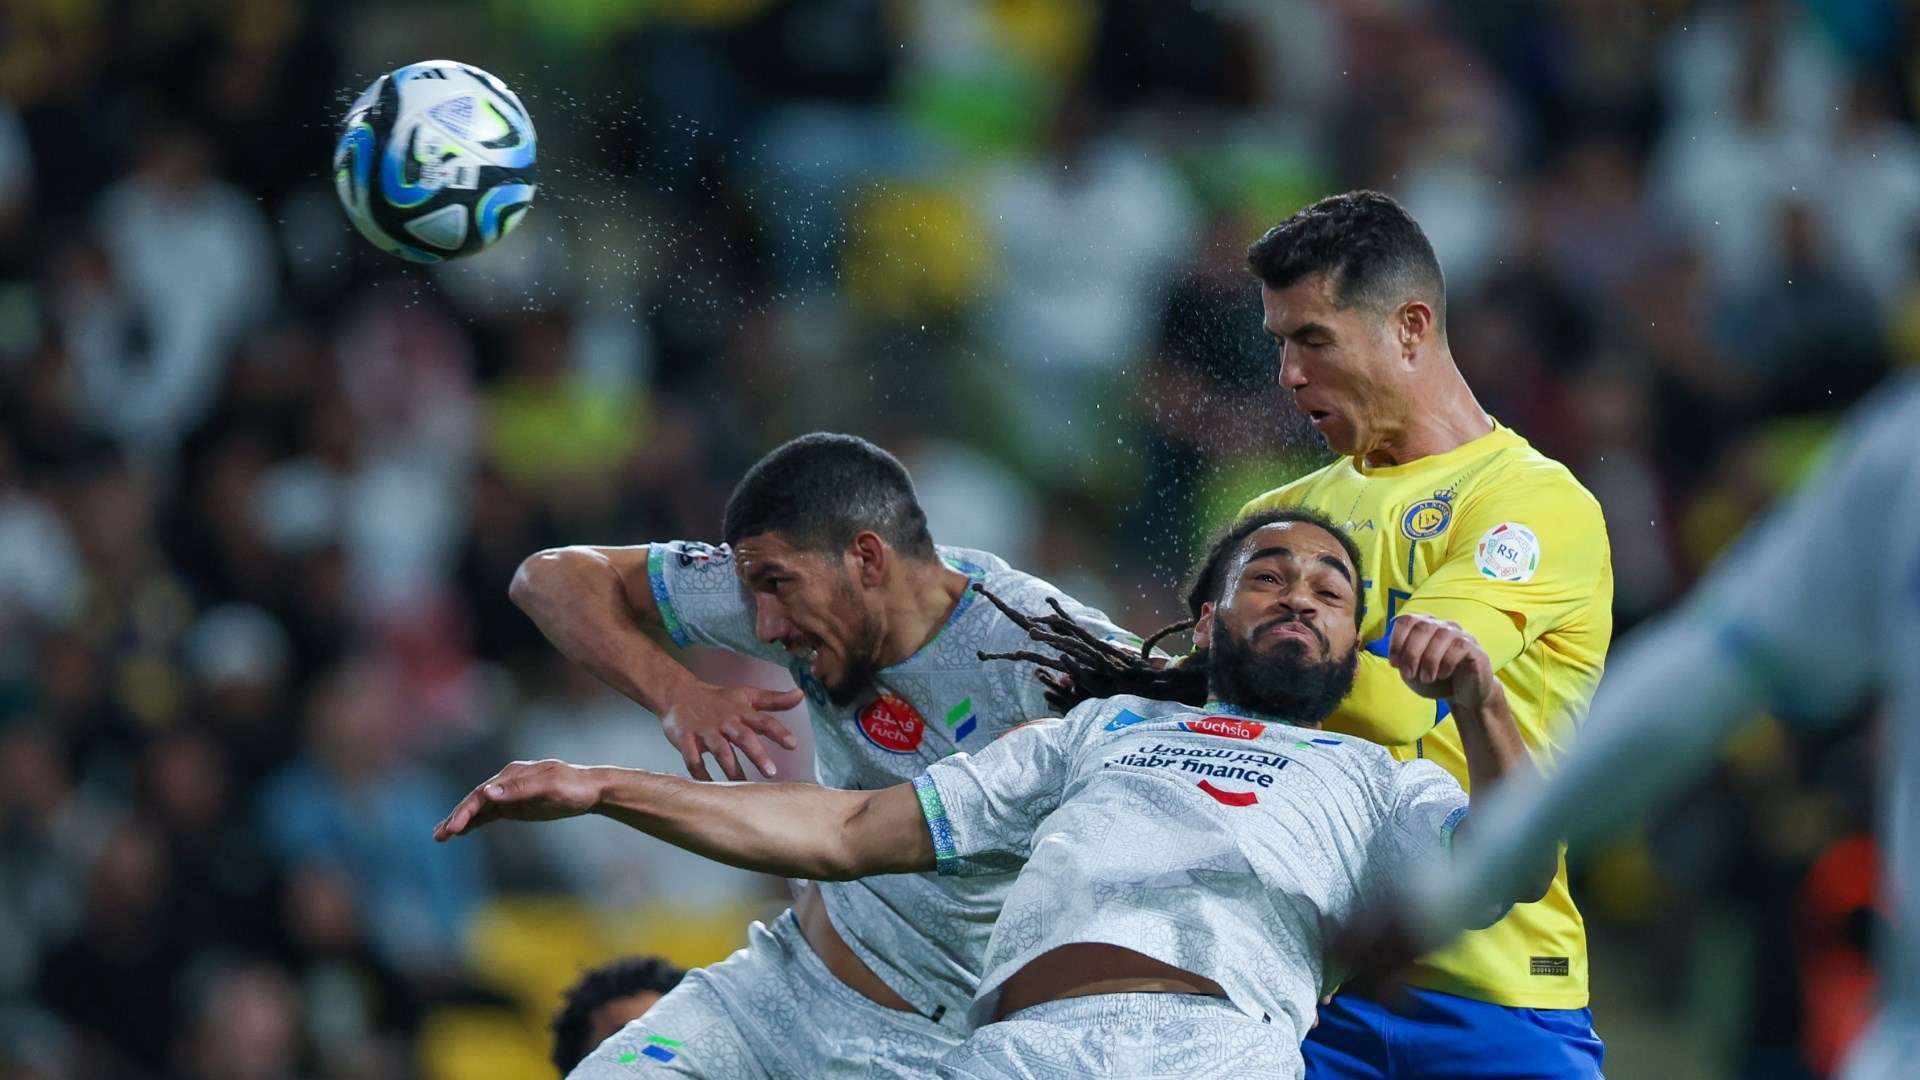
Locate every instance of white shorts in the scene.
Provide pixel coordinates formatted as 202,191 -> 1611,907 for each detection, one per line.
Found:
935,992 -> 1301,1080
568,910 -> 963,1079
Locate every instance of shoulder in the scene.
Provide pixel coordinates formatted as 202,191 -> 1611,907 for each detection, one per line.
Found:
971,555 -> 1124,631
938,544 -> 1010,578
1242,459 -> 1347,515
650,539 -> 736,571
1455,443 -> 1605,538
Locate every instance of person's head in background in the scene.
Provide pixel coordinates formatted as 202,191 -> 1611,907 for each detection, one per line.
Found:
1248,190 -> 1479,466
550,955 -> 687,1075
722,432 -> 946,706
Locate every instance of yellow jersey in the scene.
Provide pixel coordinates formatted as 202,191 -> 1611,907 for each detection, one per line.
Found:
1242,421 -> 1612,1008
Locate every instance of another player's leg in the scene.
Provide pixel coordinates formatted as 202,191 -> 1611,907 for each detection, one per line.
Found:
937,993 -> 1300,1080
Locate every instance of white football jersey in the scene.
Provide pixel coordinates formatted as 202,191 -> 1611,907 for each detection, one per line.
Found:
915,693 -> 1471,1062
649,541 -> 1139,1020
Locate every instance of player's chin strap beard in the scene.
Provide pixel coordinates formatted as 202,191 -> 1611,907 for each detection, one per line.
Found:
972,584 -> 1209,711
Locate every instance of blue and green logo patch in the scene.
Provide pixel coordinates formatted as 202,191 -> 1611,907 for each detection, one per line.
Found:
615,1034 -> 683,1064
945,697 -> 978,743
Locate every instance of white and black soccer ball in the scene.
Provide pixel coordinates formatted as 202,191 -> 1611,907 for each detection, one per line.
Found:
333,60 -> 537,263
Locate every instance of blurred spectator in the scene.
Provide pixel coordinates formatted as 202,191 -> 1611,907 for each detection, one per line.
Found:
1714,203 -> 1887,416
277,864 -> 418,1077
0,434 -> 83,644
176,958 -> 306,1080
64,124 -> 276,457
257,662 -> 486,977
0,103 -> 31,268
0,724 -> 110,997
183,603 -> 300,779
38,822 -> 189,1074
1649,41 -> 1824,293
1821,75 -> 1920,308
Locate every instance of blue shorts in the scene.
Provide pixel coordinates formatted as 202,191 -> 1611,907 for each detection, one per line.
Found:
1303,987 -> 1604,1080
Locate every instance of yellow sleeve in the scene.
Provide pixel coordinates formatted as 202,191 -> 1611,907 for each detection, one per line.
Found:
1327,474 -> 1607,747
1324,598 -> 1528,746
1408,473 -> 1609,655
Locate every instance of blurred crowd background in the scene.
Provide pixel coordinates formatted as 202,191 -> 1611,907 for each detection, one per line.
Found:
0,0 -> 1911,1076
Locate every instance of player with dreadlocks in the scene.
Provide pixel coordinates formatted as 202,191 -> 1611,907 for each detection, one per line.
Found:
437,507 -> 1554,1078
974,508 -> 1325,712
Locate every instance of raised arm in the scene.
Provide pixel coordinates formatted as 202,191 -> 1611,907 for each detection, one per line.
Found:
1387,614 -> 1554,904
433,759 -> 932,881
510,544 -> 800,780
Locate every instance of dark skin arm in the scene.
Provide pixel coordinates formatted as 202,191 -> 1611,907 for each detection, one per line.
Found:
1331,616 -> 1558,999
433,759 -> 933,882
1387,613 -> 1555,903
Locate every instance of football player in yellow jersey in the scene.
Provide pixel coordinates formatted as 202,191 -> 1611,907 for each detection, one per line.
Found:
1239,192 -> 1611,1079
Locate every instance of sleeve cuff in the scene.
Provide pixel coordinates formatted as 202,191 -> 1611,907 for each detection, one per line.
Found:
1439,805 -> 1470,852
647,545 -> 695,649
912,773 -> 960,875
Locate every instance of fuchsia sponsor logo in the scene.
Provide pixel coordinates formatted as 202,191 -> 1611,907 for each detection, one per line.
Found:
1179,716 -> 1265,740
858,694 -> 925,753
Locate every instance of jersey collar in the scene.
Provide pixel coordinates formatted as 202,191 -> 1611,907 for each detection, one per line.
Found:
1199,700 -> 1317,728
1347,420 -> 1522,478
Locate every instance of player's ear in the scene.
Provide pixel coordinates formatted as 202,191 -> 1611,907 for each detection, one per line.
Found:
1397,300 -> 1435,356
1192,603 -> 1216,649
849,531 -> 888,588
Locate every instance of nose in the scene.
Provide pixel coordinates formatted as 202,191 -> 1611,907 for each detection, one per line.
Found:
1278,580 -> 1321,623
1278,345 -> 1308,391
754,595 -> 793,644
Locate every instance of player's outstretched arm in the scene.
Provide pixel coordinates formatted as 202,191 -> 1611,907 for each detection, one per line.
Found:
433,759 -> 934,881
1388,614 -> 1554,903
510,545 -> 800,781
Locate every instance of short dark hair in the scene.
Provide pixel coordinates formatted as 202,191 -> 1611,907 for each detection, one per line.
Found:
1246,190 -> 1446,328
722,433 -> 936,559
1186,507 -> 1367,630
550,955 -> 687,1074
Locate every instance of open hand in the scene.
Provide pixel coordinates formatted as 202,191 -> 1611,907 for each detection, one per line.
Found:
661,683 -> 803,782
433,759 -> 606,841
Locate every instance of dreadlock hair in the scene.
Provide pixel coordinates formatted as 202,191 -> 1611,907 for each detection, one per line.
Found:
978,507 -> 1364,713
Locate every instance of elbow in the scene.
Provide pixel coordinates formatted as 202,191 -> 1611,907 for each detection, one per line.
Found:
509,547 -> 568,612
808,833 -> 869,882
816,792 -> 891,882
813,857 -> 864,883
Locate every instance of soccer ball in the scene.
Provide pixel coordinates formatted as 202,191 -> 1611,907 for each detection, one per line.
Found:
333,60 -> 537,263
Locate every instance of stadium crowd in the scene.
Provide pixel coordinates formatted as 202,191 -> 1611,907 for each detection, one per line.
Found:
0,0 -> 1911,1076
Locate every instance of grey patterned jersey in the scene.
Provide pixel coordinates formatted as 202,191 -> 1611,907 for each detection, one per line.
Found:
647,540 -> 1141,1017
912,694 -> 1470,1037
